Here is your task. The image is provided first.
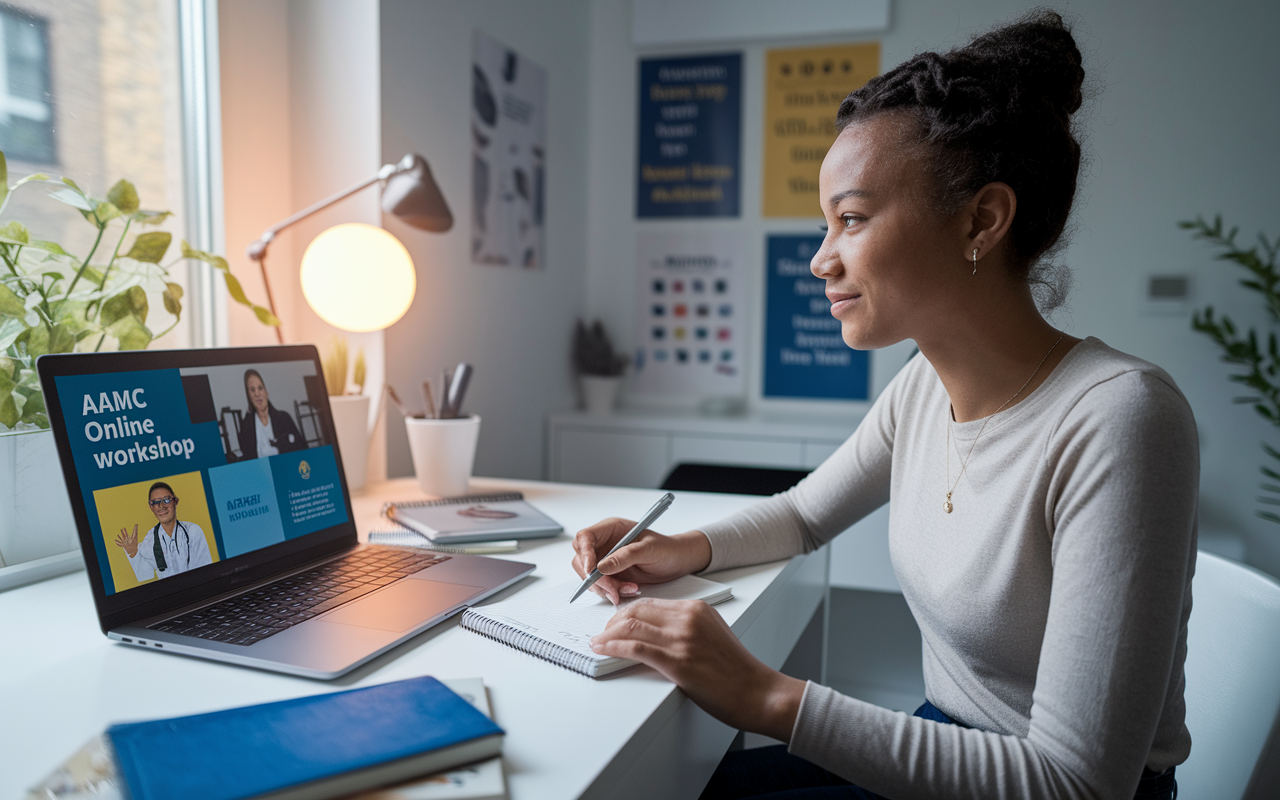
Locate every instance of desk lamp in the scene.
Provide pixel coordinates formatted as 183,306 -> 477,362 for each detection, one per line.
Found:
246,153 -> 452,342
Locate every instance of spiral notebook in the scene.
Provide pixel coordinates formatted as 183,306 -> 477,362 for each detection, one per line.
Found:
383,492 -> 563,544
460,575 -> 733,678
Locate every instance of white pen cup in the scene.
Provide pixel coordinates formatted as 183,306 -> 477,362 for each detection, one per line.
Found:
405,414 -> 481,497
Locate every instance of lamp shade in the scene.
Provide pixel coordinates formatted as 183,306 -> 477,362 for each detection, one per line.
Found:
300,223 -> 415,332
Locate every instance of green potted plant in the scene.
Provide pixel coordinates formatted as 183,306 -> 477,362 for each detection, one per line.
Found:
322,335 -> 372,490
1183,215 -> 1280,524
0,152 -> 276,581
572,319 -> 628,415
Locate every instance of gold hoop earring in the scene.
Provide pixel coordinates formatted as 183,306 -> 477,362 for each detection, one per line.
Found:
972,248 -> 978,276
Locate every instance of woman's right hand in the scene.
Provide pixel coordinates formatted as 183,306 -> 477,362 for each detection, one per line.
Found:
571,518 -> 713,604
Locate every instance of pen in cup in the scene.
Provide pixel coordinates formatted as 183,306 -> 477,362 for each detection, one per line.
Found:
421,380 -> 437,419
570,492 -> 675,603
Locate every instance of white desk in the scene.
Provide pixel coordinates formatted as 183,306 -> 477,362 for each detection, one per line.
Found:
0,477 -> 828,799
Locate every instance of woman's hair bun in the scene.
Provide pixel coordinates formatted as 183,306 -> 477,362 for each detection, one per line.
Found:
963,10 -> 1084,120
835,9 -> 1086,299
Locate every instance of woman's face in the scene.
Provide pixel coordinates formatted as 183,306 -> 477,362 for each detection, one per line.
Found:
811,115 -> 968,351
247,374 -> 269,413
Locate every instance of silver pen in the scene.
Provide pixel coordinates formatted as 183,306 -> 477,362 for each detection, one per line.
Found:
570,492 -> 675,603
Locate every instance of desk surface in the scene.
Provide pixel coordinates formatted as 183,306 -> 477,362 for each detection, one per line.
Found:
0,477 -> 825,800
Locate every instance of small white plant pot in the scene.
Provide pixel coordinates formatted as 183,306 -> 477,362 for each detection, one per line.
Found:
329,395 -> 371,491
405,415 -> 481,498
580,375 -> 623,415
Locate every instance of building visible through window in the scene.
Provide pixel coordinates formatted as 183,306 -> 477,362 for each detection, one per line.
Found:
0,6 -> 54,164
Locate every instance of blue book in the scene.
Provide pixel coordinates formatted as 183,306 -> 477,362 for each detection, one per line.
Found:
106,676 -> 504,800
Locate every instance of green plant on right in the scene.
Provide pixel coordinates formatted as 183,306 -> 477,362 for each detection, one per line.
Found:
1182,215 -> 1280,523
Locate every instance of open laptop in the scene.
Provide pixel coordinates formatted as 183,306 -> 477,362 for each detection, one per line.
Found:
37,344 -> 535,679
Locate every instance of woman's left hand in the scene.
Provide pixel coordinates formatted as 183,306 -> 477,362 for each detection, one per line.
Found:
589,598 -> 807,742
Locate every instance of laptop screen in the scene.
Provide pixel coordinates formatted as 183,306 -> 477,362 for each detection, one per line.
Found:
47,352 -> 350,599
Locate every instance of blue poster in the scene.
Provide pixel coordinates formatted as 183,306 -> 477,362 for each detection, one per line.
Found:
763,234 -> 869,400
637,53 -> 741,218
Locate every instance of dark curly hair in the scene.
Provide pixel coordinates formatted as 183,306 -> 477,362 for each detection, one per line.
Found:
835,9 -> 1084,307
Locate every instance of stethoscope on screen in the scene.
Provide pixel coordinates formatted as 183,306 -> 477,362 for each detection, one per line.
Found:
151,520 -> 192,573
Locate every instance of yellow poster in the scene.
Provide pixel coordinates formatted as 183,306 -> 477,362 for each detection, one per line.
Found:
763,42 -> 880,217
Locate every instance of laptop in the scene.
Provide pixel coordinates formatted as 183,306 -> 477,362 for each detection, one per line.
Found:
37,344 -> 536,679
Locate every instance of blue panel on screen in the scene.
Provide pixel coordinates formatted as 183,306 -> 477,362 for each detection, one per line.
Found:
763,234 -> 869,400
208,459 -> 286,558
270,446 -> 348,539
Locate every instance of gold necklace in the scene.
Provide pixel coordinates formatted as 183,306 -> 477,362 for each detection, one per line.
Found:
944,332 -> 1064,514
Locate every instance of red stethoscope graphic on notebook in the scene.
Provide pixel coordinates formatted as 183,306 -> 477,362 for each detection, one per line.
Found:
457,505 -> 518,520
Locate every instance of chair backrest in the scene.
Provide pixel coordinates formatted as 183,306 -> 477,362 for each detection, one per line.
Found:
659,462 -> 809,496
1180,550 -> 1280,799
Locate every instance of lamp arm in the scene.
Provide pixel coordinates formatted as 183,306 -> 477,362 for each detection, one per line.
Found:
245,156 -> 411,261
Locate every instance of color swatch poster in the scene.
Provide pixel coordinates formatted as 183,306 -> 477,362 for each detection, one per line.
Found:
472,30 -> 546,269
636,53 -> 741,218
763,234 -> 868,399
763,42 -> 879,217
632,231 -> 746,397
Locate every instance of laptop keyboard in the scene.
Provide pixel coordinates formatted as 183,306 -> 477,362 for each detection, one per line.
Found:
149,547 -> 451,646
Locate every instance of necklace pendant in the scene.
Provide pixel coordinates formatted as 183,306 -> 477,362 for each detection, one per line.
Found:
943,494 -> 953,514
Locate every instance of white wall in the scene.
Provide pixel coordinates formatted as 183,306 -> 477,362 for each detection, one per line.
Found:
379,0 -> 592,482
581,0 -> 1280,579
220,0 -> 388,483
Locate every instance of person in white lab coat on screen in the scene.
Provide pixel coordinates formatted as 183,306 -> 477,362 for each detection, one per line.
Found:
115,482 -> 212,582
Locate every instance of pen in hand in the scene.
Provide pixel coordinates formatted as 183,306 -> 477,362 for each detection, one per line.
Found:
570,492 -> 675,603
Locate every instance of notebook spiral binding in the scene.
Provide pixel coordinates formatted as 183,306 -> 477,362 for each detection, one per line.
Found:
380,492 -> 525,519
460,609 -> 599,677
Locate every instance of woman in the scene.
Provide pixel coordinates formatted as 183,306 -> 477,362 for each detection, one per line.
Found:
573,12 -> 1194,800
237,368 -> 305,459
115,482 -> 213,582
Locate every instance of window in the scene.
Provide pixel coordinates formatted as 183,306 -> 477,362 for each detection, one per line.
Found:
0,6 -> 53,164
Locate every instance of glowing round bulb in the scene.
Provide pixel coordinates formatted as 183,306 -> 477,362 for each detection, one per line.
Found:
300,223 -> 416,332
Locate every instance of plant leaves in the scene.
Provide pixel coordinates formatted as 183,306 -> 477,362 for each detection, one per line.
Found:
106,313 -> 152,350
181,240 -> 280,327
0,150 -> 8,210
0,220 -> 28,245
106,179 -> 139,214
100,285 -> 149,327
49,187 -> 93,211
17,386 -> 43,423
0,317 -> 25,350
0,283 -> 25,316
131,209 -> 172,226
91,200 -> 121,225
26,322 -> 78,357
162,282 -> 182,316
0,390 -> 17,429
27,239 -> 69,256
125,231 -> 171,263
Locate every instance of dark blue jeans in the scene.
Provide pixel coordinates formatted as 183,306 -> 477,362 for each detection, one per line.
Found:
700,701 -> 1177,800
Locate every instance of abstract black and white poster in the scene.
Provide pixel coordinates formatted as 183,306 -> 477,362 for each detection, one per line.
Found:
471,30 -> 546,269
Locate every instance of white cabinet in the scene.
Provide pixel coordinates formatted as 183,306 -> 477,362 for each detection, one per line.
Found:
546,409 -> 899,591
556,428 -> 670,488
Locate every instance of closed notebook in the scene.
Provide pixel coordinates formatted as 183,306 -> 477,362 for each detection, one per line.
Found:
106,675 -> 503,800
460,575 -> 733,678
383,492 -> 562,544
359,678 -> 505,800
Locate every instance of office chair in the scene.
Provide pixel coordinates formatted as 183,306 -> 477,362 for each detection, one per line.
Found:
659,462 -> 809,496
1179,550 -> 1280,799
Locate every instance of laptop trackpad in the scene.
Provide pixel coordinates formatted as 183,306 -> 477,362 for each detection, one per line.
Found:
322,580 -> 484,632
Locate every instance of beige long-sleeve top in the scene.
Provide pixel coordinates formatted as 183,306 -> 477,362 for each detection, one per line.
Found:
700,337 -> 1197,800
